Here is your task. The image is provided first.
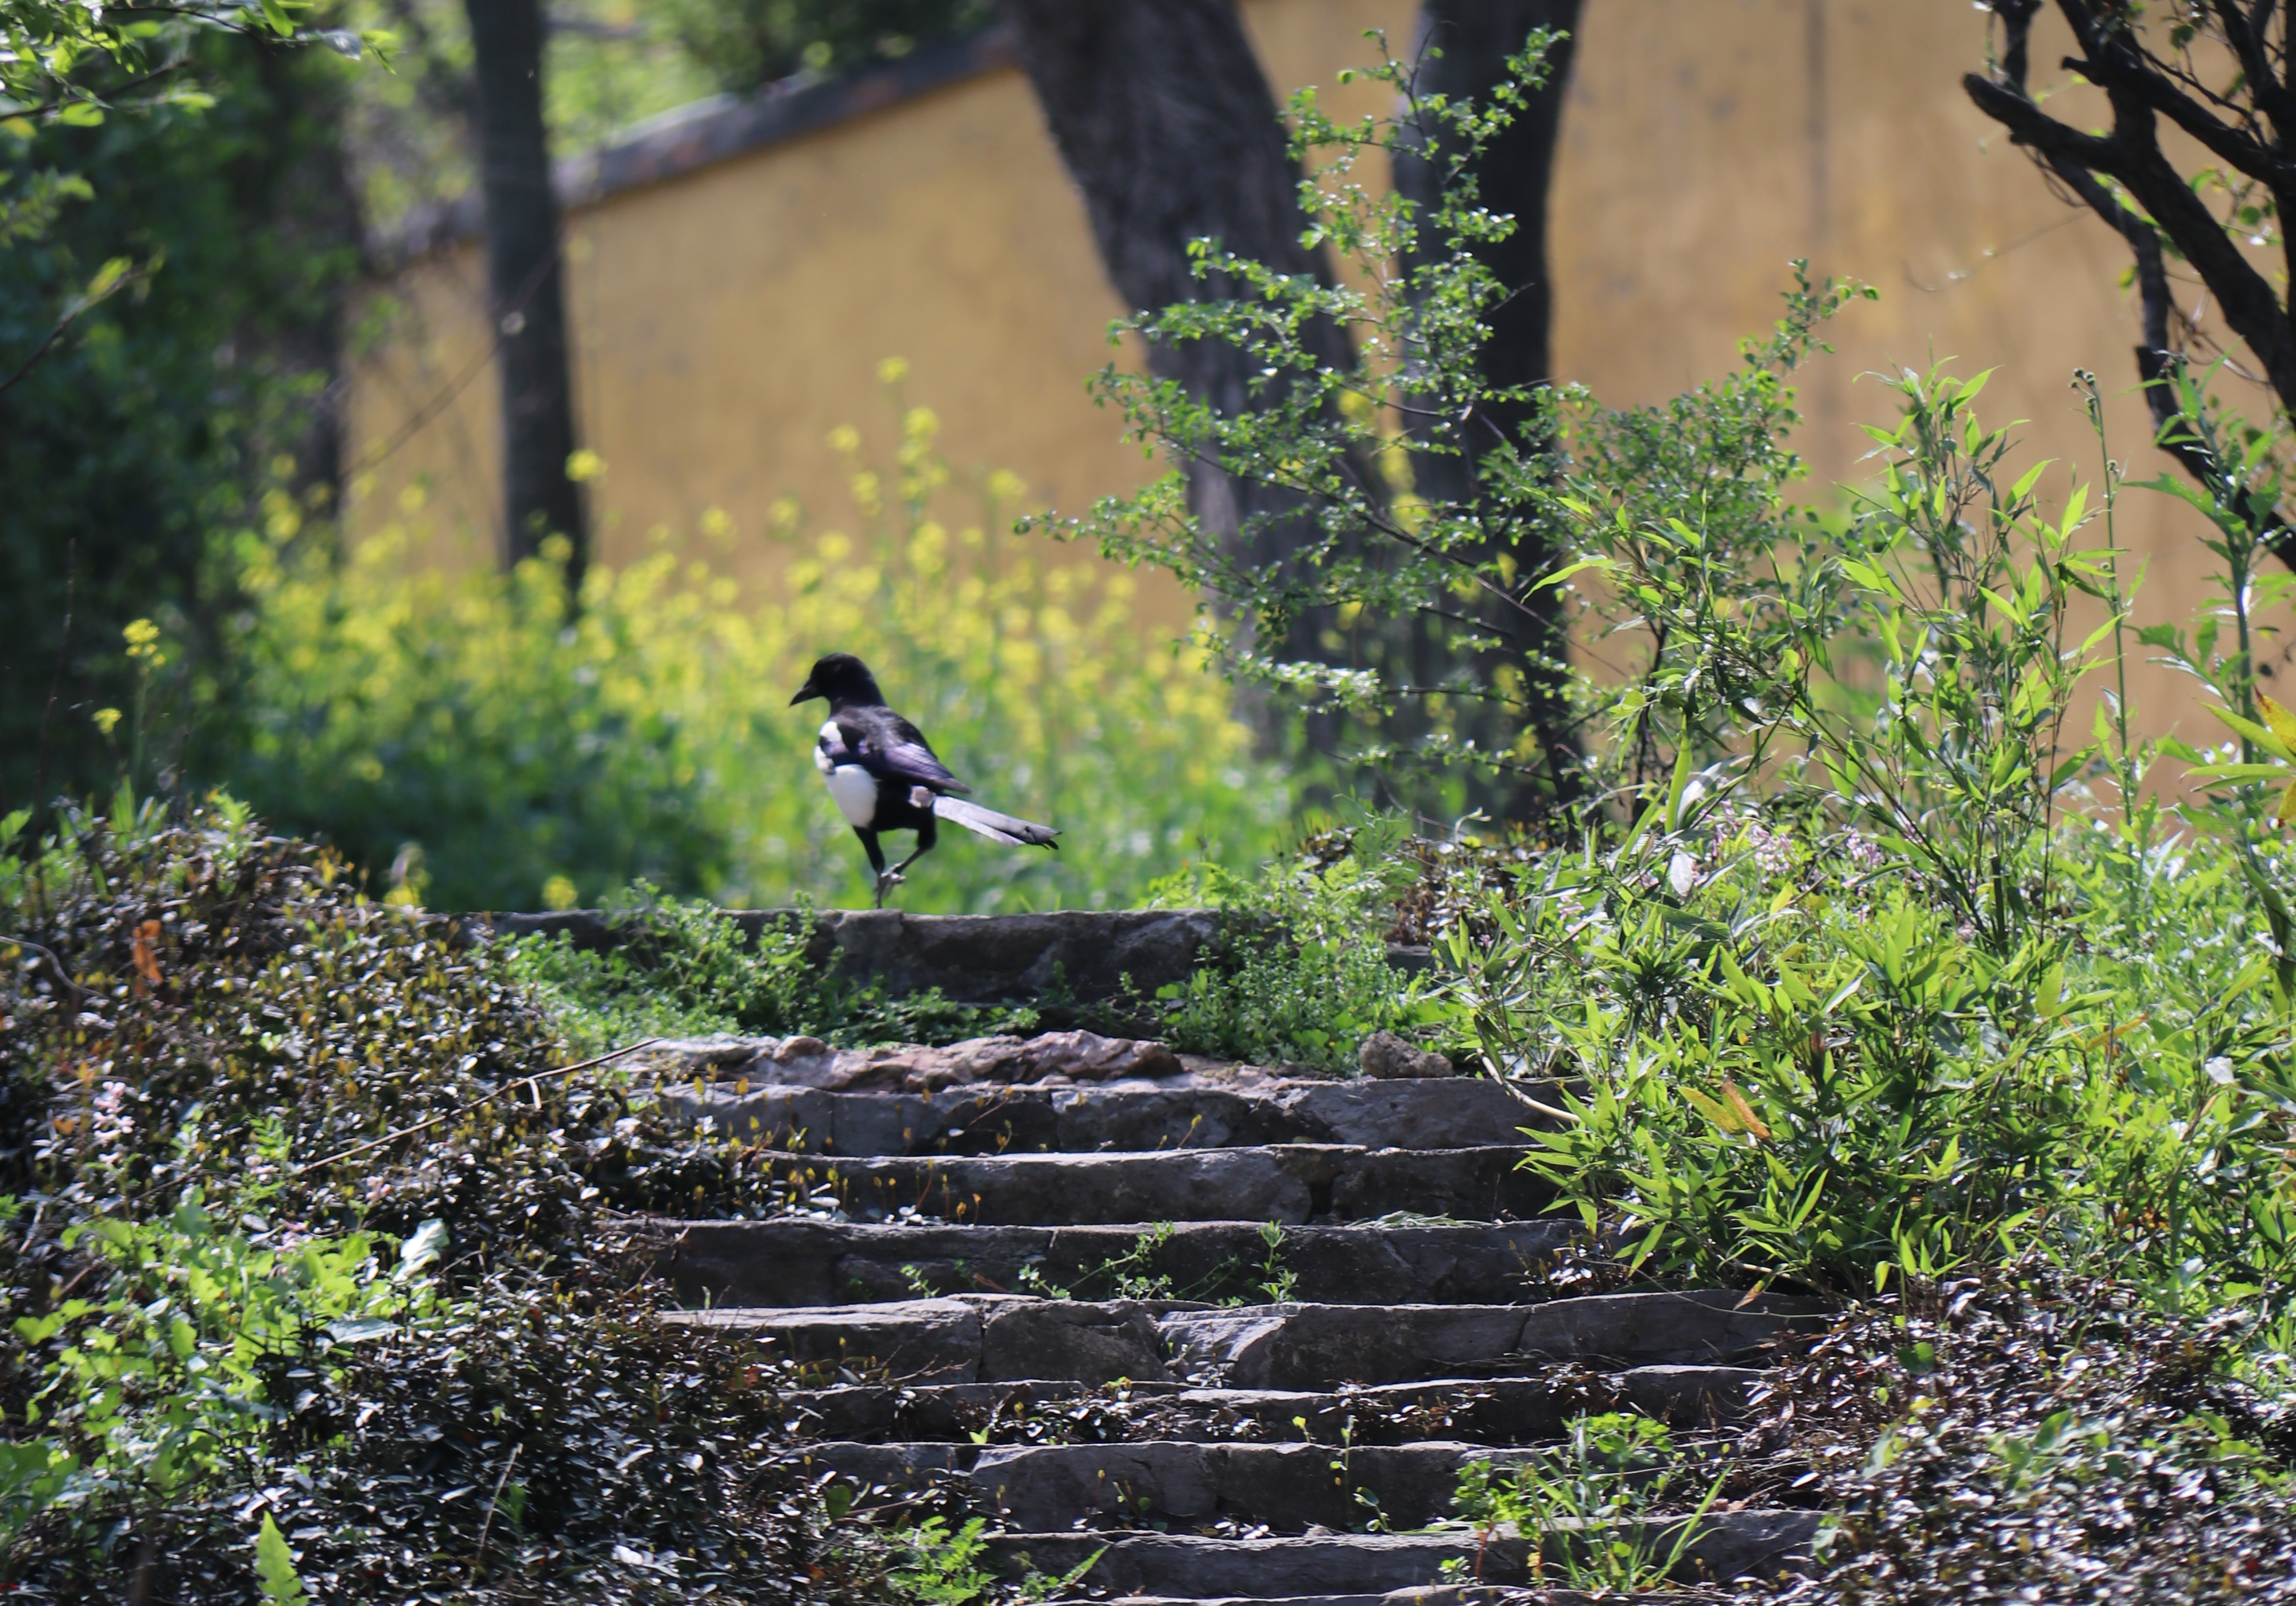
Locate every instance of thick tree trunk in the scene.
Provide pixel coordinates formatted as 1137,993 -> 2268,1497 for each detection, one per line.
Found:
1002,0 -> 1353,684
1391,0 -> 1585,814
462,0 -> 587,591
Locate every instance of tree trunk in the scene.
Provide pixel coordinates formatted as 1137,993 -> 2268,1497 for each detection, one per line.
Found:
462,0 -> 587,592
1391,0 -> 1585,814
1002,0 -> 1353,685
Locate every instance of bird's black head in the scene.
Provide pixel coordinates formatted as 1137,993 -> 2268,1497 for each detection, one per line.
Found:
790,652 -> 886,709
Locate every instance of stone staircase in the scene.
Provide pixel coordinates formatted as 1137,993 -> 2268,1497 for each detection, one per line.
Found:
648,1056 -> 1822,1601
540,911 -> 1825,1602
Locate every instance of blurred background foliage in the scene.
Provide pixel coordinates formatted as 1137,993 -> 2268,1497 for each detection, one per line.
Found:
0,28 -> 362,833
188,391 -> 1290,912
2,0 -> 1281,914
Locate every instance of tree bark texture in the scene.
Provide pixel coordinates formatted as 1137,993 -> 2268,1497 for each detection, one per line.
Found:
463,0 -> 587,589
1390,0 -> 1586,813
1002,0 -> 1355,678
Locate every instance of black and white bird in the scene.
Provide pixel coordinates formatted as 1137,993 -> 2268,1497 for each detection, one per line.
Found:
790,652 -> 1060,906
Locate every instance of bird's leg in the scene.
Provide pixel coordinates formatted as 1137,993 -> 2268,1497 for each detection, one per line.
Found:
853,827 -> 891,909
883,814 -> 938,888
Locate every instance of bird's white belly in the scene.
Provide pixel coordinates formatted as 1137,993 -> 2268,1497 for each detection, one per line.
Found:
824,764 -> 880,828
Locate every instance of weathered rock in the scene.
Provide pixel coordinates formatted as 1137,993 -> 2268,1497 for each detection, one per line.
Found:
964,1439 -> 1521,1530
663,1218 -> 1577,1308
1161,1303 -> 1533,1391
672,1297 -> 991,1380
672,1295 -> 1166,1386
782,1364 -> 1761,1445
645,1030 -> 1184,1095
660,1069 -> 1554,1155
979,1299 -> 1169,1384
1359,1031 -> 1455,1080
482,907 -> 1231,1006
979,1512 -> 1822,1595
1514,1289 -> 1827,1366
790,1143 -> 1543,1225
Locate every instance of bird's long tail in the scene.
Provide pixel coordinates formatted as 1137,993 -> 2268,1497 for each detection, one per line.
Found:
933,794 -> 1060,849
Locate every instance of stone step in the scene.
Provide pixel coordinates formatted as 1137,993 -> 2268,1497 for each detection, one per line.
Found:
783,1366 -> 1762,1444
979,1515 -> 1822,1596
771,1145 -> 1545,1225
798,1438 -> 1550,1531
664,1219 -> 1577,1307
797,1432 -> 1781,1533
666,1074 -> 1546,1156
668,1291 -> 1821,1387
1105,1593 -> 1642,1606
1162,1293 -> 1820,1390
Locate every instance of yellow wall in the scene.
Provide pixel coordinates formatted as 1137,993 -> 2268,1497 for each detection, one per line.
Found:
348,0 -> 2266,748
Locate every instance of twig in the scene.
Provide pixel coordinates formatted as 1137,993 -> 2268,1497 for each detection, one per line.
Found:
294,1038 -> 658,1174
0,262 -> 154,399
0,933 -> 90,1002
345,232 -> 565,479
472,1441 -> 522,1580
30,536 -> 73,806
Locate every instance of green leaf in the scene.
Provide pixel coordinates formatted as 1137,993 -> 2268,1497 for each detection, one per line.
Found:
255,1514 -> 309,1606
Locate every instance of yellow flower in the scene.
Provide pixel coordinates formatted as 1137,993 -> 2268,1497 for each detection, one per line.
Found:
93,708 -> 122,735
541,874 -> 579,910
876,356 -> 910,386
565,449 -> 607,483
826,425 -> 860,456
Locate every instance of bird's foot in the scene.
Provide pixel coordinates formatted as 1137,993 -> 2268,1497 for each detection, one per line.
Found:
872,870 -> 905,908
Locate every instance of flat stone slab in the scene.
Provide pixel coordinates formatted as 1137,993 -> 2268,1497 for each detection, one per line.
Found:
796,1437 -> 1534,1530
774,1144 -> 1545,1225
484,907 -> 1230,1005
668,1291 -> 1816,1386
663,1074 -> 1552,1155
982,1513 -> 1822,1595
664,1219 -> 1577,1307
669,1295 -> 1171,1384
1162,1293 -> 1819,1390
783,1366 -> 1763,1444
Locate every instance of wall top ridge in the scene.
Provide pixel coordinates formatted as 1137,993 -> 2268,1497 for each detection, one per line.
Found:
373,24 -> 1020,266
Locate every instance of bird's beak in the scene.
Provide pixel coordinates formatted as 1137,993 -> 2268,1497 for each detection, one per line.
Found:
789,681 -> 819,707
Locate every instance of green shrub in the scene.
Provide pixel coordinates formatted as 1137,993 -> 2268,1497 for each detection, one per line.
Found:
1144,814 -> 1450,1070
1733,1266 -> 2296,1605
0,799 -> 858,1597
503,885 -> 1042,1052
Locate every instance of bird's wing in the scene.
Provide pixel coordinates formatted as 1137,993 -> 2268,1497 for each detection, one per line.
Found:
840,708 -> 968,793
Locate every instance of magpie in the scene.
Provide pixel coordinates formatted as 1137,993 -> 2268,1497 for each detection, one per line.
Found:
790,652 -> 1060,906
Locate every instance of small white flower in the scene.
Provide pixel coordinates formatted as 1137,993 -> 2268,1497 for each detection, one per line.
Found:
1667,850 -> 1700,898
2204,1056 -> 2236,1086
